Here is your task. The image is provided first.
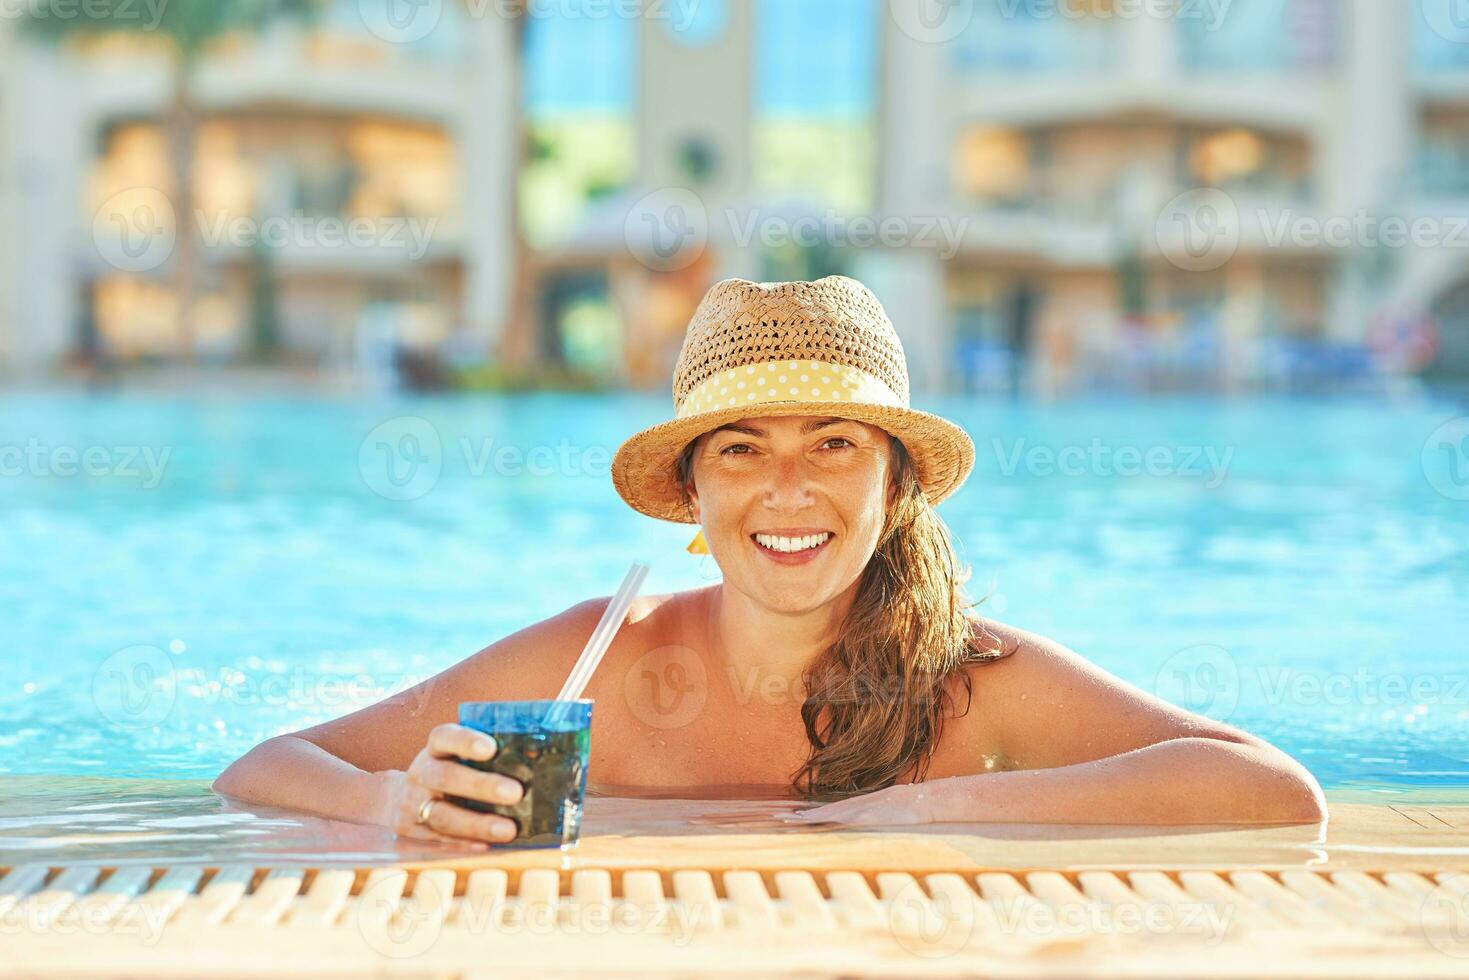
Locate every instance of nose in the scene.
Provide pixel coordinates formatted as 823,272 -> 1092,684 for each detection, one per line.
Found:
762,452 -> 816,513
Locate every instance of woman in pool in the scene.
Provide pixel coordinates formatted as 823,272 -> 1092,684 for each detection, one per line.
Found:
214,276 -> 1326,847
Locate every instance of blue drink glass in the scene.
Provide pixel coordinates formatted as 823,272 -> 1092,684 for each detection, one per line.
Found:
449,699 -> 593,849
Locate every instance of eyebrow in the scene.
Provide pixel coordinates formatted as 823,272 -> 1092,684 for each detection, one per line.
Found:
705,418 -> 853,439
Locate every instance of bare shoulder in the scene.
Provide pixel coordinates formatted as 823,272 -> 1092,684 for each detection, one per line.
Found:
945,615 -> 1265,770
959,615 -> 1111,679
486,586 -> 697,691
928,617 -> 1100,772
581,585 -> 709,672
287,588 -> 705,774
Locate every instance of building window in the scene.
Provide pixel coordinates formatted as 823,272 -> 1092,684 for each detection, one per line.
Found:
520,5 -> 636,246
1179,0 -> 1336,72
952,0 -> 1115,74
1181,127 -> 1311,199
953,126 -> 1031,202
753,0 -> 876,213
1414,3 -> 1469,74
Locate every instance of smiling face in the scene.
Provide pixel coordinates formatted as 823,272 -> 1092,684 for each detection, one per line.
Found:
683,415 -> 896,614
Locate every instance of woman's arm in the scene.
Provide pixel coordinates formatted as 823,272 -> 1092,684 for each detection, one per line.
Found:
209,732 -> 397,826
211,597 -> 612,829
795,619 -> 1326,826
921,735 -> 1325,824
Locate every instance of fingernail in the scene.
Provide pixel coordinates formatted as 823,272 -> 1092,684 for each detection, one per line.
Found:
472,735 -> 495,757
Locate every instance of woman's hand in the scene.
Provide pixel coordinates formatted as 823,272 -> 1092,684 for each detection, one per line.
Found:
378,723 -> 525,847
784,782 -> 935,827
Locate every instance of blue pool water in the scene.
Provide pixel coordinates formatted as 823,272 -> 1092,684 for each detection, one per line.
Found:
1,388 -> 1465,793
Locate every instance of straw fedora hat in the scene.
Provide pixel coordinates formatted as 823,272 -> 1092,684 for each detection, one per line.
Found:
611,275 -> 975,526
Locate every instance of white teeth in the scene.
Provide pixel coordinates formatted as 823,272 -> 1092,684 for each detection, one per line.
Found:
754,532 -> 831,554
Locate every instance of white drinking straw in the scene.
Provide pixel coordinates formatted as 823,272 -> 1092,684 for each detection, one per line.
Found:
552,561 -> 650,708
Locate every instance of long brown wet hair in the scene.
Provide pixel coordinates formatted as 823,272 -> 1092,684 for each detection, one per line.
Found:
676,432 -> 1015,800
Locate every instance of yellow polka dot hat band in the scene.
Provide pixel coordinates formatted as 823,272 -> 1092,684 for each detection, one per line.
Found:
610,275 -> 976,525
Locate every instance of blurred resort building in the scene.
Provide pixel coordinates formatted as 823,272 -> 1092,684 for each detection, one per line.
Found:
0,0 -> 1467,392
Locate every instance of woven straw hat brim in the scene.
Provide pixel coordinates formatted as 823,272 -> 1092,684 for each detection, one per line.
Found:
611,400 -> 976,524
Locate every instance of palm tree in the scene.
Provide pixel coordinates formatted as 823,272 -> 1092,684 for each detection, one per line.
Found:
21,0 -> 320,362
497,0 -> 539,377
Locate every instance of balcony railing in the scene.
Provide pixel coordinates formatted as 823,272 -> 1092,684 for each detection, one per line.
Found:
950,2 -> 1115,74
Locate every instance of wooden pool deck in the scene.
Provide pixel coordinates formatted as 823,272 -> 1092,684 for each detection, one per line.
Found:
4,794 -> 1467,977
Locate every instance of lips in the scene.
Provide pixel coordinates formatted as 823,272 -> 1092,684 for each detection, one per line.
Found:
752,531 -> 833,553
750,530 -> 835,564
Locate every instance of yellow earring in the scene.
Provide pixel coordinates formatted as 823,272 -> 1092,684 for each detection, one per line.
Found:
686,529 -> 708,554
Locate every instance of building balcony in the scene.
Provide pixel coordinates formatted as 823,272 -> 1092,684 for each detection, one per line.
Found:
72,31 -> 463,125
938,186 -> 1321,266
81,214 -> 465,282
948,75 -> 1328,133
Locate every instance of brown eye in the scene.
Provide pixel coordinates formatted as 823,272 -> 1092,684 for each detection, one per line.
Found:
822,437 -> 853,450
719,443 -> 751,456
